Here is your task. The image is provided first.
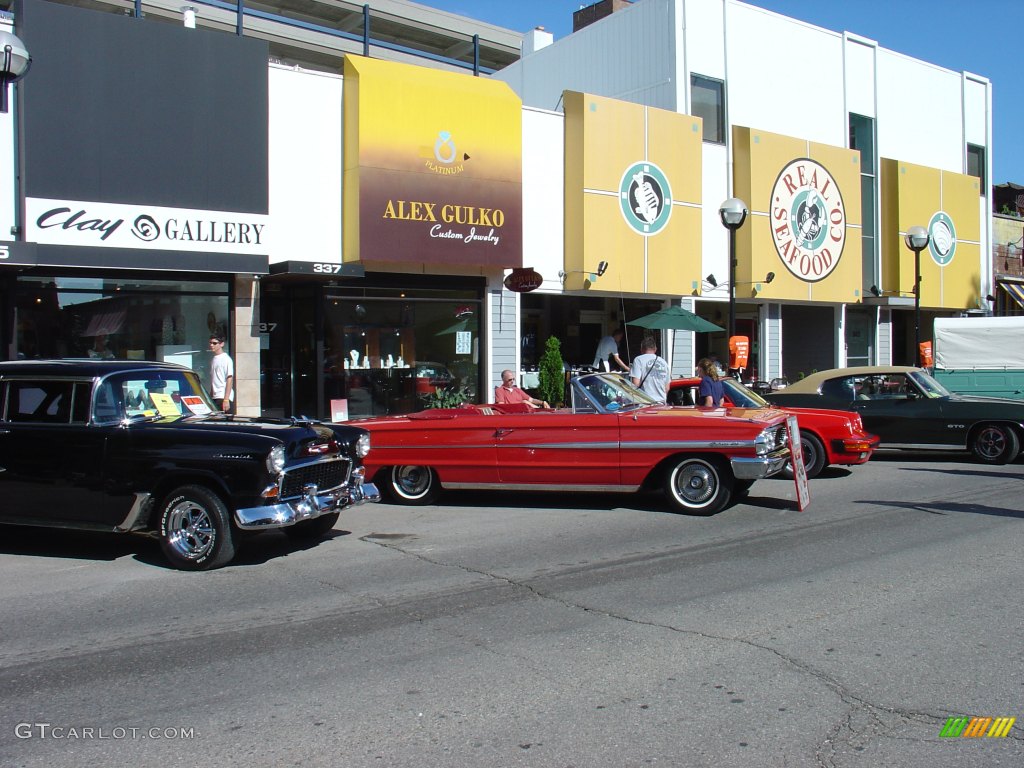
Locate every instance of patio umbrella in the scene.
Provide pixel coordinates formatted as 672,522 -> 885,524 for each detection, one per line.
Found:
626,306 -> 723,332
627,306 -> 723,376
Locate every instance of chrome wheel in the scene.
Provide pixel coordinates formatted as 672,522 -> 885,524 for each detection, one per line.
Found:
781,432 -> 827,480
665,457 -> 732,515
158,486 -> 235,570
164,499 -> 216,560
387,465 -> 439,505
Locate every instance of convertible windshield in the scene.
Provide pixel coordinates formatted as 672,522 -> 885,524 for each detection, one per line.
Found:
721,378 -> 769,408
573,373 -> 658,413
909,370 -> 952,399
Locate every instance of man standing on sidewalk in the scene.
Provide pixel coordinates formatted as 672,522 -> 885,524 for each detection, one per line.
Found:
209,333 -> 234,413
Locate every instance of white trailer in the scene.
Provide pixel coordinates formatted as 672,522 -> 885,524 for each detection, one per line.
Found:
932,316 -> 1024,400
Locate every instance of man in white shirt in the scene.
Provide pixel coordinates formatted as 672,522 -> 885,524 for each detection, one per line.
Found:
593,328 -> 628,372
209,333 -> 234,413
630,337 -> 670,403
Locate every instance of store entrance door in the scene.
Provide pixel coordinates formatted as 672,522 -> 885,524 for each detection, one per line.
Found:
845,308 -> 875,367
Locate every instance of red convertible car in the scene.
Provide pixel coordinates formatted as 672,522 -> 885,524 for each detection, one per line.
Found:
356,372 -> 790,515
668,377 -> 879,478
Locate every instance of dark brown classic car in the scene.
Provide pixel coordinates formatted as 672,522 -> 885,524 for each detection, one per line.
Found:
0,360 -> 379,570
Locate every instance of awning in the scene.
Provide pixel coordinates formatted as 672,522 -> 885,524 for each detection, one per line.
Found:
1001,282 -> 1024,309
84,309 -> 127,337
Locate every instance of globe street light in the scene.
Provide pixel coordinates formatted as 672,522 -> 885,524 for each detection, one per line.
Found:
718,198 -> 749,340
0,30 -> 31,114
904,225 -> 930,365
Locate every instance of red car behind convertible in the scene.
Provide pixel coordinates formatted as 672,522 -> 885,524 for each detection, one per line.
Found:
669,376 -> 878,478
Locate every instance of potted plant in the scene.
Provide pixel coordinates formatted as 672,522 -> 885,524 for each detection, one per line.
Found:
538,336 -> 566,407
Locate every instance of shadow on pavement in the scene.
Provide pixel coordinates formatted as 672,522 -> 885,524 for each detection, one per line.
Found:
0,523 -> 352,570
857,499 -> 1024,520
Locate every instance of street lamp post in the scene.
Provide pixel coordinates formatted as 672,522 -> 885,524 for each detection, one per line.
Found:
718,198 -> 749,340
904,225 -> 930,365
0,30 -> 31,114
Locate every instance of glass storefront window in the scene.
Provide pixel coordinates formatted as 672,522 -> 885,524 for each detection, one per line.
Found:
12,274 -> 230,391
323,292 -> 481,418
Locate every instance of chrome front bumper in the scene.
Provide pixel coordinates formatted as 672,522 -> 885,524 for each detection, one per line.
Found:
730,449 -> 789,480
234,480 -> 380,531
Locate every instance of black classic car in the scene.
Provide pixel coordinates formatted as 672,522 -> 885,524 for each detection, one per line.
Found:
764,365 -> 1024,464
0,360 -> 379,570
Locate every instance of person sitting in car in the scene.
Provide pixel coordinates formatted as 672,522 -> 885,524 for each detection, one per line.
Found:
494,370 -> 549,409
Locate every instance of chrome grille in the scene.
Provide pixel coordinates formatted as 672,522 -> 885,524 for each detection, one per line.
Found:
280,458 -> 351,499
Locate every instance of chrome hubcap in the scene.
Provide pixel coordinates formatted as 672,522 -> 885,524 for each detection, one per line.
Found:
165,501 -> 215,560
394,466 -> 430,498
674,462 -> 716,506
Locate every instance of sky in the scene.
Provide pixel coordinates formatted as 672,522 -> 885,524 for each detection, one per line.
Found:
423,0 -> 1024,185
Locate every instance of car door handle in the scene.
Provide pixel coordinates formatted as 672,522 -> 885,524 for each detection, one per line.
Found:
495,428 -> 513,437
0,429 -> 9,434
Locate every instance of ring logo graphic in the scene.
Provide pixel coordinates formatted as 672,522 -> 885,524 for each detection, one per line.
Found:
423,130 -> 467,176
619,162 -> 672,236
770,158 -> 846,282
928,211 -> 957,266
939,716 -> 1015,738
132,215 -> 160,242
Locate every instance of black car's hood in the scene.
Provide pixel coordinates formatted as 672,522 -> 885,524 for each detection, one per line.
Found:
137,415 -> 343,456
944,392 -> 1024,408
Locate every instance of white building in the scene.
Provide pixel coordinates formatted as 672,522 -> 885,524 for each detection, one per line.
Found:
494,0 -> 992,380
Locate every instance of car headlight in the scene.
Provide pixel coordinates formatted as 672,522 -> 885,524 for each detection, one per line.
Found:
356,433 -> 371,458
754,427 -> 778,455
267,445 -> 287,475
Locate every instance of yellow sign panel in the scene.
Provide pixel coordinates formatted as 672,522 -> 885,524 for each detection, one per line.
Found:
343,56 -> 523,268
879,159 -> 981,309
732,126 -> 863,304
563,92 -> 702,294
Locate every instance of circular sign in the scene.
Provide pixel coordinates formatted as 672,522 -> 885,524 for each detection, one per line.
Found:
503,267 -> 543,293
619,162 -> 672,236
928,211 -> 956,266
770,158 -> 846,282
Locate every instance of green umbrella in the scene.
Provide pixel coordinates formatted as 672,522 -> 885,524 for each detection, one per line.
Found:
626,306 -> 723,332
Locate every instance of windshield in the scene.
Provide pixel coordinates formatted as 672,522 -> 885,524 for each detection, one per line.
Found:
909,370 -> 952,399
721,378 -> 769,408
573,372 -> 658,413
95,369 -> 218,423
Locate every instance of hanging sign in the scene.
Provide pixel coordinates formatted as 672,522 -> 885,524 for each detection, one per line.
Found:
503,267 -> 543,293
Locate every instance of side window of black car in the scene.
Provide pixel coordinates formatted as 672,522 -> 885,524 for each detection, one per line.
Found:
820,377 -> 855,402
6,381 -> 77,423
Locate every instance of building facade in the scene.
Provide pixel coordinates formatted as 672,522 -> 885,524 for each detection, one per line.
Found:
495,0 -> 993,382
0,0 -> 995,419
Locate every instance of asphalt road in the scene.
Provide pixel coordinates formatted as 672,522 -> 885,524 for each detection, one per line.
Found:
1,451 -> 1022,768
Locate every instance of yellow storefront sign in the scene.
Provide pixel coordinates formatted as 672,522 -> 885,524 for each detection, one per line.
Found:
563,92 -> 702,295
732,126 -> 863,304
879,159 -> 981,309
342,55 -> 522,268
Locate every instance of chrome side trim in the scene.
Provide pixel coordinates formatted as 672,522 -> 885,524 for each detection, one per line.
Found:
114,492 -> 152,532
443,482 -> 639,492
380,440 -> 758,452
620,440 -> 754,450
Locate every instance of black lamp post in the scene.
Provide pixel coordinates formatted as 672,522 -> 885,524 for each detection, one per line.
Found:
718,198 -> 749,340
904,225 -> 930,365
0,30 -> 31,114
